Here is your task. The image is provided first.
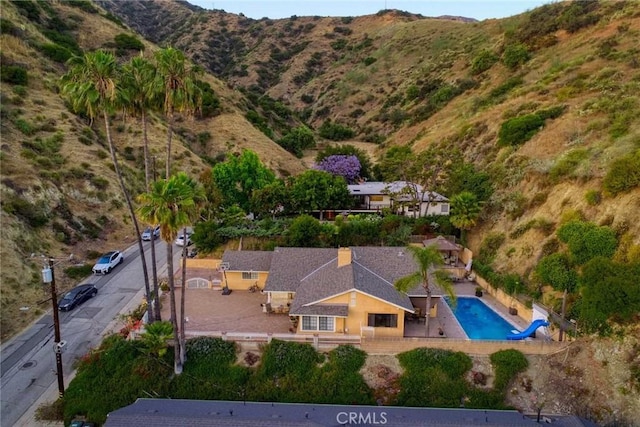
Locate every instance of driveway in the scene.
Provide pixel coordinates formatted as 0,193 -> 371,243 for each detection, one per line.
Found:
160,288 -> 292,334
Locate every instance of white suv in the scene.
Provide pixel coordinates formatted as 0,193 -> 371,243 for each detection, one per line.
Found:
92,250 -> 124,274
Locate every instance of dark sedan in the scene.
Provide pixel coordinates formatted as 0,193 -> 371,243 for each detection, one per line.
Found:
58,284 -> 98,311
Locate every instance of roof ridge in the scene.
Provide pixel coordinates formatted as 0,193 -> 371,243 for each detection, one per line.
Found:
299,257 -> 338,282
352,260 -> 394,288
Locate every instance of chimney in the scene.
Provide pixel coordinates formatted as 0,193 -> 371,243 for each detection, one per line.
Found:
338,247 -> 352,267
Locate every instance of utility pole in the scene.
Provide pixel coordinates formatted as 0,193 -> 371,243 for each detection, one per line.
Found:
559,288 -> 567,342
42,259 -> 65,398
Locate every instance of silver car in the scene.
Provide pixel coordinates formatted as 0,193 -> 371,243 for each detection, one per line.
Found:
141,225 -> 160,241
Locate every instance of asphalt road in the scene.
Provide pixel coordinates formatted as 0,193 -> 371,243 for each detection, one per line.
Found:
0,239 -> 180,427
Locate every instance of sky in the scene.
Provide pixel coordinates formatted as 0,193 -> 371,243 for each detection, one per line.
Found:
187,0 -> 552,21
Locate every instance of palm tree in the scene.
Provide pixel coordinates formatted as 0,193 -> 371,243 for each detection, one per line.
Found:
60,50 -> 153,323
177,177 -> 204,367
141,320 -> 173,358
136,172 -> 200,374
122,54 -> 162,321
154,47 -> 202,177
394,245 -> 456,337
449,191 -> 482,244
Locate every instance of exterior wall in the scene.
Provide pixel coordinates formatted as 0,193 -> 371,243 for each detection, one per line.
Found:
186,258 -> 221,269
222,270 -> 268,291
421,202 -> 450,217
269,291 -> 293,310
321,291 -> 406,338
364,194 -> 392,210
475,274 -> 533,322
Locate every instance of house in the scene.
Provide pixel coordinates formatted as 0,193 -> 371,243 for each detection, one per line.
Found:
222,246 -> 448,338
347,181 -> 450,216
219,250 -> 272,291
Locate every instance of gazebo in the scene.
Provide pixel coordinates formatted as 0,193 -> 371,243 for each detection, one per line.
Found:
422,235 -> 461,265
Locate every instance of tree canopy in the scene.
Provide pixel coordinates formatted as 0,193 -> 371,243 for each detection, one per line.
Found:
288,170 -> 352,218
212,150 -> 276,213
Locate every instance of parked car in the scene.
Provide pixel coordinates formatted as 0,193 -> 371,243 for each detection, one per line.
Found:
58,284 -> 97,311
92,250 -> 124,274
141,225 -> 161,241
175,232 -> 192,247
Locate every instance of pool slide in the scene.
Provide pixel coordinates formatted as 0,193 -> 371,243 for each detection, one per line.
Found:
506,319 -> 549,340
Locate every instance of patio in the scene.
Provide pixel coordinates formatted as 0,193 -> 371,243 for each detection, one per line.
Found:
160,288 -> 292,334
160,278 -> 537,342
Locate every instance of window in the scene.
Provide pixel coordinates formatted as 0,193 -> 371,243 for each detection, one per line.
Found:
242,271 -> 258,280
441,204 -> 449,213
350,291 -> 356,307
301,316 -> 335,331
367,313 -> 398,328
370,195 -> 384,201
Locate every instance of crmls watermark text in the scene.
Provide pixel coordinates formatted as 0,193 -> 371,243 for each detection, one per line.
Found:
336,411 -> 388,425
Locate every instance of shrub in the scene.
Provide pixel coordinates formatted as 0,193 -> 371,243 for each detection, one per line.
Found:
113,33 -> 145,53
1,64 -> 28,85
63,264 -> 93,280
258,339 -> 322,379
535,252 -> 578,292
11,0 -> 41,21
557,220 -> 618,265
1,194 -> 49,227
0,18 -> 18,36
584,190 -> 601,206
603,151 -> 640,195
319,120 -> 355,141
39,43 -> 73,63
363,56 -> 377,66
478,232 -> 505,263
278,126 -> 315,157
490,349 -> 528,391
471,49 -> 499,75
14,118 -> 36,135
498,113 -> 544,146
502,43 -> 531,70
549,149 -> 589,182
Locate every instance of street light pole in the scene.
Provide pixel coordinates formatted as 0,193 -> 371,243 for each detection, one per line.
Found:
42,258 -> 65,398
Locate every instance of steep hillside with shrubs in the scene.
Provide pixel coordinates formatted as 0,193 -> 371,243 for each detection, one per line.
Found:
101,0 -> 640,311
0,0 -> 304,339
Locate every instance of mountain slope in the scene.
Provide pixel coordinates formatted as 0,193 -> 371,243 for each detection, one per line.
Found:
100,0 -> 640,264
0,0 -> 304,339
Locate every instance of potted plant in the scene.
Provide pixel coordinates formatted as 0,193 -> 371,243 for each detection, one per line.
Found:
475,286 -> 483,297
509,306 -> 518,315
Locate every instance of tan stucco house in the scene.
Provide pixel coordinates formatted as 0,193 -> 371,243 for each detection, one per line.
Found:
220,246 -> 447,338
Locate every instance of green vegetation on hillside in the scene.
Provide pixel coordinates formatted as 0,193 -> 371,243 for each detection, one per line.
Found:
61,334 -> 528,425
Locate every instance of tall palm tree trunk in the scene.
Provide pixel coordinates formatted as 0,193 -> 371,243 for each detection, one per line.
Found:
165,108 -> 174,178
103,112 -> 153,323
425,289 -> 432,337
179,226 -> 188,366
142,112 -> 161,321
166,241 -> 182,374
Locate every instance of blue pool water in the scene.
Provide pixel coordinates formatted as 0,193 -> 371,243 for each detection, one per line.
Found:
445,297 -> 517,340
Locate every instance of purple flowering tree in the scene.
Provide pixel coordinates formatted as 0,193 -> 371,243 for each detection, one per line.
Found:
314,155 -> 361,183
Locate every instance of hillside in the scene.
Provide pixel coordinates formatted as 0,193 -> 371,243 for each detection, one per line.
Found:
0,0 -> 305,339
1,0 -> 640,424
96,0 -> 640,281
2,0 -> 639,338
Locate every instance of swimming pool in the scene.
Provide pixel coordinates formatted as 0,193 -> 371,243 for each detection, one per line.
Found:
445,297 -> 518,340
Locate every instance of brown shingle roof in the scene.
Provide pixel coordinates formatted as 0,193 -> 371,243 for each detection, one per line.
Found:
221,250 -> 273,271
264,247 -> 337,292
